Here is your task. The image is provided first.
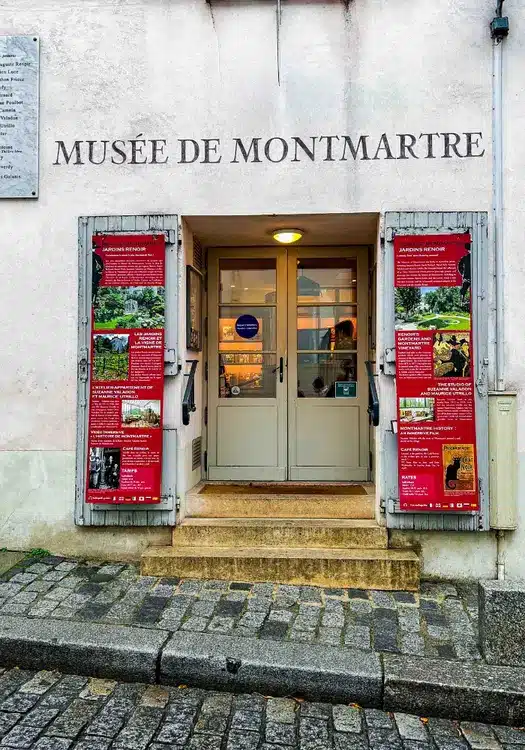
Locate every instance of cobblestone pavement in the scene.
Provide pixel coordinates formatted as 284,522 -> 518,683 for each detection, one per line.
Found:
0,665 -> 523,749
0,555 -> 480,660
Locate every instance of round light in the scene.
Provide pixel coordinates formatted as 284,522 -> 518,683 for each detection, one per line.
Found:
272,229 -> 303,244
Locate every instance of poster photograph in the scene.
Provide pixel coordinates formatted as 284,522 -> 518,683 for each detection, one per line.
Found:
394,233 -> 479,512
86,234 -> 166,505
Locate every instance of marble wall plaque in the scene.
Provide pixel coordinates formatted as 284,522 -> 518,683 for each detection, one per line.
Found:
0,36 -> 39,198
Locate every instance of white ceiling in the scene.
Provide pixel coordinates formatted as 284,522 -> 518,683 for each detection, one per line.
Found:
185,213 -> 379,247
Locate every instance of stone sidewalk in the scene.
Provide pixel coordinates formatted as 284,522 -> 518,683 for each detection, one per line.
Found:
0,554 -> 480,661
0,664 -> 524,750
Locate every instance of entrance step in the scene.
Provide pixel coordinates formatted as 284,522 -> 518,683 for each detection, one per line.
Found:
173,518 -> 388,550
185,483 -> 375,520
141,545 -> 420,591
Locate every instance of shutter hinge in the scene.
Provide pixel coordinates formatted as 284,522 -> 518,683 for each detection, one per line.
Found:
204,406 -> 208,426
203,451 -> 208,471
205,362 -> 208,381
175,496 -> 181,511
177,223 -> 182,246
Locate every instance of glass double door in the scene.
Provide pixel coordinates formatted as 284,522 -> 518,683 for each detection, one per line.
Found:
207,246 -> 370,481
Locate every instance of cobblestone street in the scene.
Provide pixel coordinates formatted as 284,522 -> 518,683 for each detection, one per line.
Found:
0,555 -> 479,661
0,664 -> 523,750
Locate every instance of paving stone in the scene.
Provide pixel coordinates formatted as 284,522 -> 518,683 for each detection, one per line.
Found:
316,627 -> 342,646
395,714 -> 428,741
230,582 -> 252,592
0,602 -> 31,615
334,732 -> 368,750
344,625 -> 371,650
492,724 -> 525,744
321,611 -> 345,628
73,738 -> 112,750
367,726 -> 403,749
230,709 -> 262,732
215,600 -> 244,618
11,591 -> 38,604
0,713 -> 21,738
25,564 -> 52,575
226,730 -> 260,750
198,590 -> 223,603
393,592 -> 417,605
43,572 -> 69,583
299,718 -> 330,750
0,670 -> 35,701
0,723 -> 42,747
46,699 -> 99,738
288,629 -> 315,643
179,581 -> 203,595
33,736 -> 73,749
112,706 -> 163,749
332,705 -> 362,733
226,591 -> 249,602
0,690 -> 40,712
9,572 -> 37,585
20,707 -> 60,727
265,721 -> 296,745
260,621 -> 289,640
400,634 -> 426,656
207,617 -> 235,634
460,721 -> 500,749
155,721 -> 192,744
348,599 -> 372,614
181,616 -> 209,632
191,601 -> 217,618
266,698 -> 297,724
300,703 -> 331,720
188,735 -> 222,750
268,610 -> 294,624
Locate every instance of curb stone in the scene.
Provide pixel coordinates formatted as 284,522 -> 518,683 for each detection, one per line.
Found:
1,614 -> 525,726
160,631 -> 382,704
383,654 -> 525,726
0,615 -> 168,683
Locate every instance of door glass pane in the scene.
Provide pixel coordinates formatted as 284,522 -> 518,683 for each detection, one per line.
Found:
219,354 -> 277,398
297,306 -> 357,351
297,258 -> 357,303
219,306 -> 276,350
297,353 -> 357,398
220,259 -> 276,304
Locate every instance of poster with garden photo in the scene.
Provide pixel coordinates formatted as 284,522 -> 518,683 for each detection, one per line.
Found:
86,234 -> 165,505
394,233 -> 479,512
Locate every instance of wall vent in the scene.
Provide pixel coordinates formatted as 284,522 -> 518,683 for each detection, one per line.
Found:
192,436 -> 202,471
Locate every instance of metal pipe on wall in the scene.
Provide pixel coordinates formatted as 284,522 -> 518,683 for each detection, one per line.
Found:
493,34 -> 505,392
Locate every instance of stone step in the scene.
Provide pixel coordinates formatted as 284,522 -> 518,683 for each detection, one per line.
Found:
184,493 -> 375,519
141,545 -> 419,590
173,518 -> 388,549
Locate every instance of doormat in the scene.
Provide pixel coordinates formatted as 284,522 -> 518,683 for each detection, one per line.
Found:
199,484 -> 367,496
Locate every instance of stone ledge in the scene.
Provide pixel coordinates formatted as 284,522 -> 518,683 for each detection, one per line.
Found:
160,630 -> 383,705
0,615 -> 168,684
383,654 -> 525,726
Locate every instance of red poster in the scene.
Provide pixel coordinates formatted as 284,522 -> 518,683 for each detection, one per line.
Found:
394,233 -> 479,512
86,234 -> 165,504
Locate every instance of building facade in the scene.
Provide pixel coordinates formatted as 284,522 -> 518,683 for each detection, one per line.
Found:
0,0 -> 523,580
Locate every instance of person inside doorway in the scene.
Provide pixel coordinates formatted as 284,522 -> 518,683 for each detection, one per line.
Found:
320,319 -> 355,351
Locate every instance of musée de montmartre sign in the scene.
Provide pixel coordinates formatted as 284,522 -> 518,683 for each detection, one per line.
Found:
53,131 -> 485,166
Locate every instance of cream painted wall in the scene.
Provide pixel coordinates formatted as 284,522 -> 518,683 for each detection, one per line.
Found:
0,0 -> 522,574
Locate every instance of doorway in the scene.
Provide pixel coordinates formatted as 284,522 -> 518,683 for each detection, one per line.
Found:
207,246 -> 370,482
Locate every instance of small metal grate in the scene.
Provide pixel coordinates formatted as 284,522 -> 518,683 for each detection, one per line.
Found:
193,238 -> 204,272
192,436 -> 202,471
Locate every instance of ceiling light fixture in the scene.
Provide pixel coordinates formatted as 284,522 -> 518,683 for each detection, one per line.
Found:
272,228 -> 303,244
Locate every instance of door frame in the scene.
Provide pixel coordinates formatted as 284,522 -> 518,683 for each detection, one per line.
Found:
206,245 -> 370,482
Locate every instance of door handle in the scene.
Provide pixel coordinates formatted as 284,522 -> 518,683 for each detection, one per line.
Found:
279,357 -> 284,383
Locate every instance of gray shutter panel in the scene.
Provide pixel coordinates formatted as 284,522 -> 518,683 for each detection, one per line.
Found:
380,211 -> 489,532
75,215 -> 179,527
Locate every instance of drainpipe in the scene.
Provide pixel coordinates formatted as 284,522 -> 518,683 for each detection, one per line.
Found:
491,3 -> 509,580
491,1 -> 509,392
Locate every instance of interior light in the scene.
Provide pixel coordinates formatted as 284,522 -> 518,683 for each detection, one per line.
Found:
272,229 -> 303,244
